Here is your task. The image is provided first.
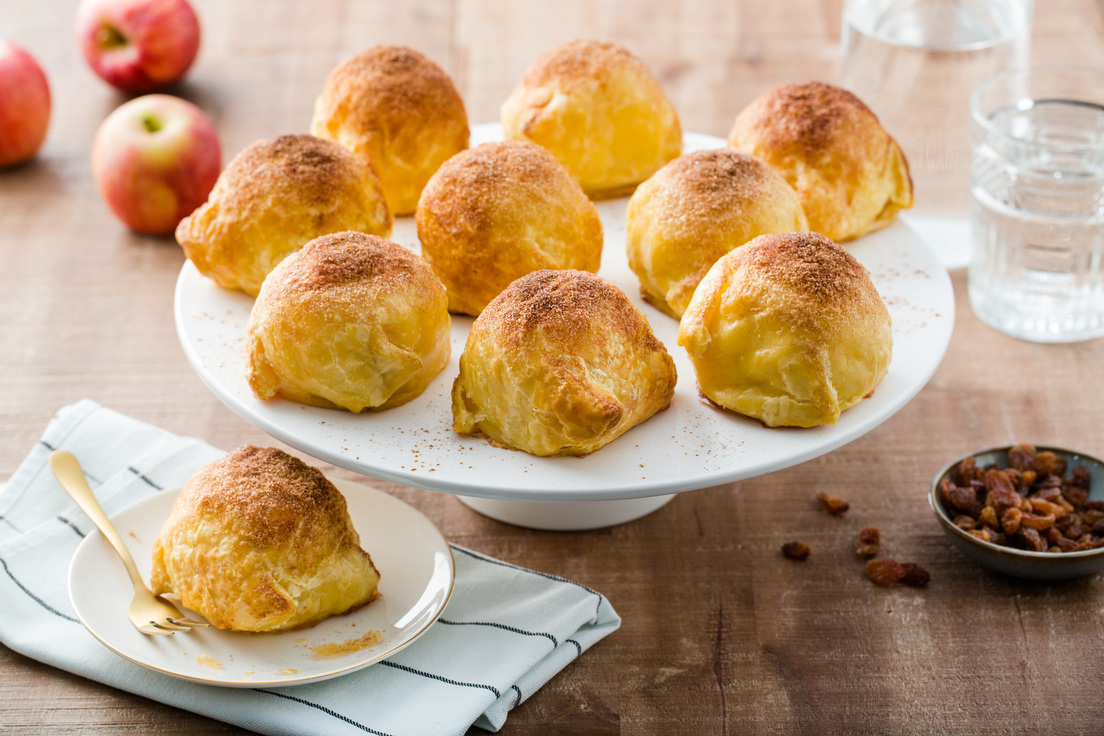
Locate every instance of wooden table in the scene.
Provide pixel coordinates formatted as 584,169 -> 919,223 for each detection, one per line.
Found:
3,1 -> 1103,733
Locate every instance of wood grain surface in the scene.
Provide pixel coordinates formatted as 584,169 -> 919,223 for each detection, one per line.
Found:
3,0 -> 1104,734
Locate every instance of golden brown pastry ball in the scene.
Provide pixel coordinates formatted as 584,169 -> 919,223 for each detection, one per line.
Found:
677,232 -> 892,428
176,134 -> 392,297
416,140 -> 602,316
501,39 -> 682,199
626,149 -> 807,319
311,45 -> 469,216
247,231 -> 450,413
452,270 -> 676,456
151,445 -> 380,633
727,82 -> 912,241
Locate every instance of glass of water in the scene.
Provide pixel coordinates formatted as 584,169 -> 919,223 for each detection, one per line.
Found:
968,66 -> 1104,343
842,0 -> 1033,268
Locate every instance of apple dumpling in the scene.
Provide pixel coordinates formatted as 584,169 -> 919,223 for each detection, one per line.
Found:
416,140 -> 603,316
452,269 -> 677,456
311,45 -> 469,216
176,134 -> 391,297
677,232 -> 892,428
246,231 -> 450,413
501,39 -> 682,199
727,82 -> 913,241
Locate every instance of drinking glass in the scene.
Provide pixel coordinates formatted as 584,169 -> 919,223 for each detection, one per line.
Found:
968,66 -> 1104,343
842,0 -> 1033,268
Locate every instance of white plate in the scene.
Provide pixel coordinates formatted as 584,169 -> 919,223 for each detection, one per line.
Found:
67,479 -> 454,688
174,125 -> 955,503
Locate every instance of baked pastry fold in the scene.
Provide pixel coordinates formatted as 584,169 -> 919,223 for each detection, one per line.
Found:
678,232 -> 892,428
176,134 -> 392,297
501,39 -> 682,199
626,148 -> 807,318
247,231 -> 450,413
452,269 -> 676,456
151,445 -> 380,633
727,82 -> 912,241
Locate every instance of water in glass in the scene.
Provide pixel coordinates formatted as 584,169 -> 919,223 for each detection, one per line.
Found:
970,99 -> 1104,342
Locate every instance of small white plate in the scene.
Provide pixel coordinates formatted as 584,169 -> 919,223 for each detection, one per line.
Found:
174,125 -> 955,502
67,479 -> 454,688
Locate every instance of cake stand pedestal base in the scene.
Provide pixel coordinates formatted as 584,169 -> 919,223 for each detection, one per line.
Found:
456,493 -> 676,531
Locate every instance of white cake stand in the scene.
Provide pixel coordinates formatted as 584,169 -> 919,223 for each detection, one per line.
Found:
174,126 -> 955,530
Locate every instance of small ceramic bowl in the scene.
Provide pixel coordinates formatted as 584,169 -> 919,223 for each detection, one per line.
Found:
929,444 -> 1104,580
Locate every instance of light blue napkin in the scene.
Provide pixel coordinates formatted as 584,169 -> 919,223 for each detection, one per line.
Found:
0,400 -> 620,735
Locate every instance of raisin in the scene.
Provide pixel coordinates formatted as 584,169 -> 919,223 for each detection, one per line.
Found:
1086,500 -> 1104,511
1020,470 -> 1037,490
1030,499 -> 1067,520
1055,538 -> 1079,552
978,506 -> 999,529
969,528 -> 992,543
1066,486 -> 1089,507
940,479 -> 957,508
1020,511 -> 1056,531
900,563 -> 930,587
1001,508 -> 1023,535
855,527 -> 880,557
866,558 -> 905,585
816,491 -> 849,515
1034,452 -> 1067,478
782,541 -> 811,560
1045,527 -> 1063,544
955,456 -> 980,486
1072,465 -> 1091,489
1033,486 -> 1062,501
1016,527 -> 1047,552
1092,519 -> 1104,536
1008,443 -> 1036,471
949,485 -> 982,515
1082,509 -> 1104,525
953,515 -> 976,531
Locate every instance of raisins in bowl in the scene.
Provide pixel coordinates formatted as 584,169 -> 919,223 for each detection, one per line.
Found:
930,443 -> 1104,580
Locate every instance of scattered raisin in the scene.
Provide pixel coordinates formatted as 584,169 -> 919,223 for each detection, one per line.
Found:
816,491 -> 849,515
900,563 -> 931,587
782,541 -> 811,560
855,527 -> 880,557
866,558 -> 905,585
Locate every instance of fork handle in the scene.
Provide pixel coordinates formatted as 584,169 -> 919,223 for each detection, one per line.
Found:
49,451 -> 146,591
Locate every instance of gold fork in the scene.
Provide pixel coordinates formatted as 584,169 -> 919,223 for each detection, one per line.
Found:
49,451 -> 209,636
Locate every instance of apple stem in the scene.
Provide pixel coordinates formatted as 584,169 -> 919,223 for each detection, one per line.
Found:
141,116 -> 162,134
97,25 -> 128,50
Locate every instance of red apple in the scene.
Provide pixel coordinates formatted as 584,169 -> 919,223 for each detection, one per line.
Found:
0,41 -> 51,168
92,94 -> 220,235
74,0 -> 200,93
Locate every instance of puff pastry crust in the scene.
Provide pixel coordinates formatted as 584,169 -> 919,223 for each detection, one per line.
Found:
626,149 -> 807,319
501,39 -> 682,199
727,82 -> 912,242
677,232 -> 892,428
311,45 -> 469,216
416,140 -> 602,316
176,134 -> 392,297
452,269 -> 676,456
151,445 -> 381,633
247,231 -> 450,413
